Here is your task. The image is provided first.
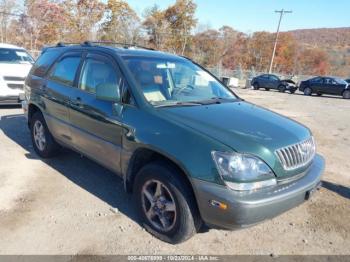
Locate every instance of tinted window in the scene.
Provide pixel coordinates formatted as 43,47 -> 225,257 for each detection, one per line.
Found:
79,58 -> 121,96
49,56 -> 81,86
310,77 -> 323,84
269,75 -> 279,81
0,48 -> 34,64
31,49 -> 61,77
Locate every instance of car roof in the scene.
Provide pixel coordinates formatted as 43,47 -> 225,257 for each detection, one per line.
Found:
0,43 -> 26,50
44,43 -> 186,61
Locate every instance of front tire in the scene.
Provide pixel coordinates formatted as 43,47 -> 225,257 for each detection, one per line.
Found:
343,90 -> 350,99
134,162 -> 200,244
265,88 -> 270,91
30,111 -> 60,158
278,85 -> 286,92
253,83 -> 259,90
304,87 -> 312,96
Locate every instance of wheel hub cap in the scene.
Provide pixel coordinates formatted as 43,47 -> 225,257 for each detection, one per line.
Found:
33,120 -> 46,151
141,180 -> 177,232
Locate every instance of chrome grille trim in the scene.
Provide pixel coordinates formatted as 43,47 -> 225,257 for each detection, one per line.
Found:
275,137 -> 316,171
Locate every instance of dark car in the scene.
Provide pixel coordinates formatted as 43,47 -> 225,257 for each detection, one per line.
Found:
251,74 -> 297,93
345,78 -> 350,84
299,76 -> 350,99
22,42 -> 324,243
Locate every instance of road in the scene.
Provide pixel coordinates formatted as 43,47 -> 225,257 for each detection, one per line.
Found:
0,89 -> 349,255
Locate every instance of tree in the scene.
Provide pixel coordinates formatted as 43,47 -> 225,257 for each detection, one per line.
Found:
24,0 -> 68,50
142,4 -> 168,50
192,29 -> 223,67
100,0 -> 140,43
65,0 -> 105,42
163,0 -> 197,55
298,48 -> 329,75
0,0 -> 18,42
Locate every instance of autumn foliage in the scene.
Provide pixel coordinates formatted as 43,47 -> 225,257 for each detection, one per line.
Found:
0,0 -> 342,76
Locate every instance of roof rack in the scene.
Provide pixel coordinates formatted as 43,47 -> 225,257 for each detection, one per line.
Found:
55,42 -> 82,47
81,41 -> 155,51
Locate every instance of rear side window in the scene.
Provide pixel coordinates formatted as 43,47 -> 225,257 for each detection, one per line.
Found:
31,49 -> 61,77
310,77 -> 323,84
49,56 -> 81,86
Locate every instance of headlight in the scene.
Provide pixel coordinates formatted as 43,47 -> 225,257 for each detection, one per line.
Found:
212,151 -> 276,191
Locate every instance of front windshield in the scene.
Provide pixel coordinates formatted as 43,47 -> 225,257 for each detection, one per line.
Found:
123,56 -> 237,106
0,48 -> 34,64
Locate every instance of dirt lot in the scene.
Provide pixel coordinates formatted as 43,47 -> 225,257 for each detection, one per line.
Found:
0,89 -> 349,255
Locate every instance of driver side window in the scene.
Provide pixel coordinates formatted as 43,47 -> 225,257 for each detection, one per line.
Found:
79,58 -> 121,101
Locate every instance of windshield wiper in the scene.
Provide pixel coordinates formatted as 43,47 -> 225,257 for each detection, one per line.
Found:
191,97 -> 238,105
154,101 -> 203,108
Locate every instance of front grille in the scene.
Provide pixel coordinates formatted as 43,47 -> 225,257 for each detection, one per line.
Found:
3,76 -> 25,81
7,84 -> 24,90
275,137 -> 316,170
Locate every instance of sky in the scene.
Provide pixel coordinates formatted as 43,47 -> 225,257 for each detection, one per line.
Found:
126,0 -> 350,33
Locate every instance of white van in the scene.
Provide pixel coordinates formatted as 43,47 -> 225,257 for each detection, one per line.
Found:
0,43 -> 34,104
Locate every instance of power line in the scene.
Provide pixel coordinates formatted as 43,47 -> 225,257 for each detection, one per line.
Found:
268,9 -> 292,74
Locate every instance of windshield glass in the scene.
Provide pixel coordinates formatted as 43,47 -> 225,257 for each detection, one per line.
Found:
123,56 -> 237,106
0,48 -> 34,64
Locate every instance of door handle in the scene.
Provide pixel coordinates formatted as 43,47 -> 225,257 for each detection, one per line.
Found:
71,97 -> 83,107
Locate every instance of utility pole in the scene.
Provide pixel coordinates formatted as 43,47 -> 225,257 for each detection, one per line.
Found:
268,9 -> 292,74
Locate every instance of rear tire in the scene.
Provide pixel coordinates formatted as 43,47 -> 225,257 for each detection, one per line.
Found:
304,87 -> 312,96
343,90 -> 350,99
278,85 -> 286,93
317,93 -> 322,96
265,88 -> 270,91
30,111 -> 60,158
134,162 -> 201,244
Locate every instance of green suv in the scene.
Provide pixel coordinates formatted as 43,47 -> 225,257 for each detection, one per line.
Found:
22,42 -> 325,243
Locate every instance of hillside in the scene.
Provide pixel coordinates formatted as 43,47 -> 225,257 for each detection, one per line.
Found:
287,27 -> 350,77
288,27 -> 350,49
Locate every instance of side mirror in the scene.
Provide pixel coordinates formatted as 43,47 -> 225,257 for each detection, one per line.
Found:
96,83 -> 120,103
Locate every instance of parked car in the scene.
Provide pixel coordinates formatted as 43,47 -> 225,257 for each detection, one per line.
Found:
0,43 -> 34,104
345,78 -> 350,84
299,76 -> 350,99
251,74 -> 297,93
22,42 -> 325,243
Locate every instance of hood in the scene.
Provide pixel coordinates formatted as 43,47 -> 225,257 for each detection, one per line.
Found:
0,63 -> 32,78
281,79 -> 296,85
160,101 -> 311,176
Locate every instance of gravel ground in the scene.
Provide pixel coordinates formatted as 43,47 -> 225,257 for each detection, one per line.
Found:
0,89 -> 349,255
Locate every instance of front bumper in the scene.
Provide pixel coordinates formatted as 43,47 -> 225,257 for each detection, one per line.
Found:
192,154 -> 325,229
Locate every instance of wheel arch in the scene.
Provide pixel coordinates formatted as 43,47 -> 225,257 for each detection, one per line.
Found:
28,103 -> 42,126
124,147 -> 194,194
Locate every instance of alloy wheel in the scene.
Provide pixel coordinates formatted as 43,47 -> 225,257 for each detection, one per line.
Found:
33,120 -> 46,151
141,179 -> 177,232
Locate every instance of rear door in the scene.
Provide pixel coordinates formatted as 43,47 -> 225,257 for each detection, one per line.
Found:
258,74 -> 269,87
309,77 -> 324,93
323,78 -> 340,95
268,75 -> 280,89
69,52 -> 125,174
43,51 -> 82,144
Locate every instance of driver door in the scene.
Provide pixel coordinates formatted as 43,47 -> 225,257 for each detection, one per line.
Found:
69,52 -> 125,174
